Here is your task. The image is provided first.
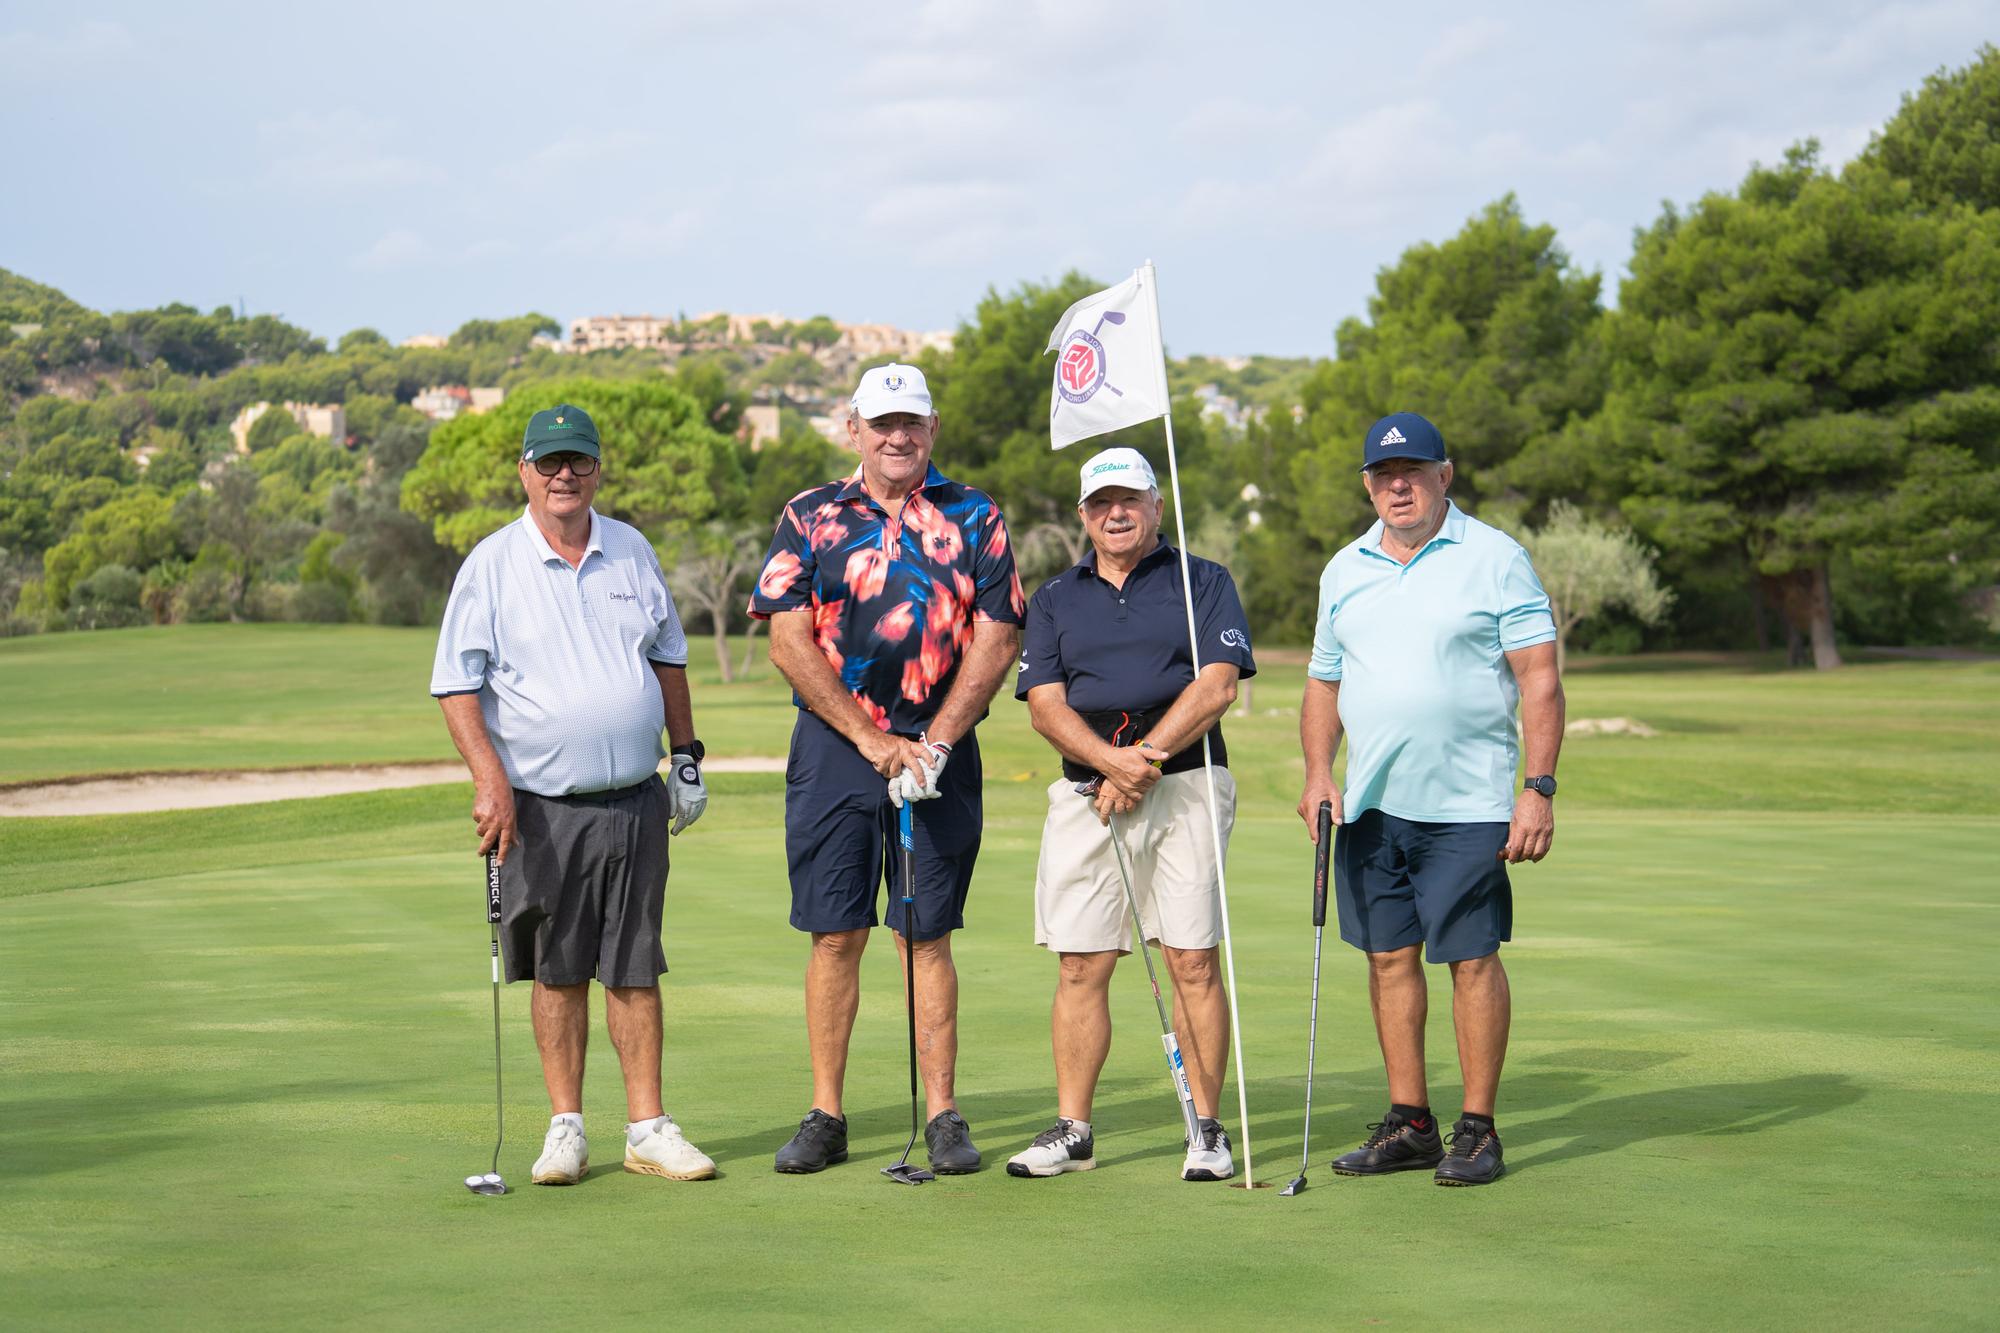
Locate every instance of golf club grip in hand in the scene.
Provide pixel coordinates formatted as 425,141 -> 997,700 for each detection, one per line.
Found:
485,851 -> 502,925
1312,802 -> 1333,927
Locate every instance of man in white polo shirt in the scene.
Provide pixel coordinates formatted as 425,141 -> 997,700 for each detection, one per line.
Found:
432,402 -> 716,1187
1298,411 -> 1564,1188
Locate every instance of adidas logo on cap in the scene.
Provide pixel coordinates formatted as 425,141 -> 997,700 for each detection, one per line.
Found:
1381,426 -> 1408,445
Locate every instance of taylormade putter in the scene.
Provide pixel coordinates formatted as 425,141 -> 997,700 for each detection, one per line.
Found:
464,851 -> 507,1197
1083,781 -> 1204,1151
882,801 -> 935,1186
1281,801 -> 1335,1197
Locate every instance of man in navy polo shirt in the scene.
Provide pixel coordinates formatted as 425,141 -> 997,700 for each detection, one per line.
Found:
1004,446 -> 1255,1182
750,362 -> 1024,1176
1298,411 -> 1565,1187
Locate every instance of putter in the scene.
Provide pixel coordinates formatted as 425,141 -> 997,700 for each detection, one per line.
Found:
1281,801 -> 1335,1197
1084,781 -> 1204,1151
464,851 -> 507,1197
882,801 -> 935,1186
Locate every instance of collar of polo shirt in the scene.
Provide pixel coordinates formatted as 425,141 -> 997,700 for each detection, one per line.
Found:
521,506 -> 603,563
1365,499 -> 1468,560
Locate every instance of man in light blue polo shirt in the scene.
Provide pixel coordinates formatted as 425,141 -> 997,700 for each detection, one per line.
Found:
1297,411 -> 1565,1187
432,402 -> 716,1188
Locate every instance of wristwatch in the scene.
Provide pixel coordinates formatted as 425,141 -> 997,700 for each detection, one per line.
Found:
1524,774 -> 1557,799
675,738 -> 705,764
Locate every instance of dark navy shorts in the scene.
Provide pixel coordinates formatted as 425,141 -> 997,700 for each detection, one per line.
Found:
784,711 -> 982,942
500,777 -> 670,987
1334,810 -> 1511,964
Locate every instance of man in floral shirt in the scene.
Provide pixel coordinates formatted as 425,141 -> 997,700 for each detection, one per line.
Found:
750,362 -> 1024,1176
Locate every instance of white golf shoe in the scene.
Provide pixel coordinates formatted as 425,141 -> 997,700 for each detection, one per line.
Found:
624,1114 -> 717,1180
1005,1119 -> 1096,1177
532,1121 -> 589,1185
1181,1119 -> 1234,1182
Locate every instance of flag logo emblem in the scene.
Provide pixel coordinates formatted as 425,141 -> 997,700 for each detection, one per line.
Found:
1057,332 -> 1106,403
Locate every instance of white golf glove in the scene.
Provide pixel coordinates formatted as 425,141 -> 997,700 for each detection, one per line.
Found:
886,735 -> 951,809
667,752 -> 707,835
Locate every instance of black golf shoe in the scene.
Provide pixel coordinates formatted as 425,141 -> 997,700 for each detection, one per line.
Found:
924,1108 -> 982,1174
1329,1111 -> 1444,1175
774,1109 -> 848,1174
1434,1118 -> 1504,1187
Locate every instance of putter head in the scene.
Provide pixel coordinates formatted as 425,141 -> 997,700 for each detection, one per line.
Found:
1279,1174 -> 1308,1196
464,1171 -> 507,1196
881,1163 -> 934,1186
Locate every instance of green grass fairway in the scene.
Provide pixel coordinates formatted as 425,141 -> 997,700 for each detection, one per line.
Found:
2,627 -> 1996,1328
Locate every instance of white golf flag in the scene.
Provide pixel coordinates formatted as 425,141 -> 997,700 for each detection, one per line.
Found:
1045,265 -> 1171,450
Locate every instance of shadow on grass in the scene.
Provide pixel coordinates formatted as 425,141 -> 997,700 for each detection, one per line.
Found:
1506,1071 -> 1864,1174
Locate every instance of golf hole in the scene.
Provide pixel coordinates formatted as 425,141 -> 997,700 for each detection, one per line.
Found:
1228,1181 -> 1275,1189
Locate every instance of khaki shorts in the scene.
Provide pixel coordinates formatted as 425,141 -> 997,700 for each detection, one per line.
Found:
1034,768 -> 1235,953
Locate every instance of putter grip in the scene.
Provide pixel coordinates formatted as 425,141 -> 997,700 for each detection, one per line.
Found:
485,851 -> 502,925
1312,801 -> 1333,927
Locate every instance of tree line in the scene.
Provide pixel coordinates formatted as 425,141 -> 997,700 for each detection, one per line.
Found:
3,47 -> 1995,668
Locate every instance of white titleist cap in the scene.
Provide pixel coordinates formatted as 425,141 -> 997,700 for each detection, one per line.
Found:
1078,446 -> 1158,501
851,363 -> 933,419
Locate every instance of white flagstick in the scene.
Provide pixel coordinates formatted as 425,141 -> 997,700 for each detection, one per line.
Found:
1141,260 -> 1255,1188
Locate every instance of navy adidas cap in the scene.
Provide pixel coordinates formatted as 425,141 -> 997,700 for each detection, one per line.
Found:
1359,412 -> 1446,472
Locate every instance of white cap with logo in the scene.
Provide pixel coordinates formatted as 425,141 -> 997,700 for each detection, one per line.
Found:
851,363 -> 933,420
1078,446 -> 1158,501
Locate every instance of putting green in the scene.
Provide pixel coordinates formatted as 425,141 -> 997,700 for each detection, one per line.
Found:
0,628 -> 1994,1327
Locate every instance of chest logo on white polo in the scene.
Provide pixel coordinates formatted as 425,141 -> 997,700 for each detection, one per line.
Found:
608,591 -> 639,603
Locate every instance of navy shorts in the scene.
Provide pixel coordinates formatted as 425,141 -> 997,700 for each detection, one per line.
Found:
1334,810 -> 1511,963
784,711 -> 982,942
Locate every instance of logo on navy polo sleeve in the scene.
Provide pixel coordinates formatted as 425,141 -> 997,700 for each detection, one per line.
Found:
1220,628 -> 1249,649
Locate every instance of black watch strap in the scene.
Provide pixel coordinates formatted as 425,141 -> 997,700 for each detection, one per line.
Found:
674,738 -> 704,764
1524,774 -> 1557,798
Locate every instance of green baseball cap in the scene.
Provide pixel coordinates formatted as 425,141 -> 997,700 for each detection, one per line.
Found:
521,404 -> 601,462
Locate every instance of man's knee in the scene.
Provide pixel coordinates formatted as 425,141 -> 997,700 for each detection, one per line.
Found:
909,933 -> 954,965
1162,945 -> 1221,990
1057,950 -> 1116,991
1448,951 -> 1505,985
1367,945 -> 1424,978
810,928 -> 869,966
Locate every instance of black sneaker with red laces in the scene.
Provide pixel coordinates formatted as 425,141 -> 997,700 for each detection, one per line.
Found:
1433,1117 -> 1504,1186
1330,1110 -> 1445,1175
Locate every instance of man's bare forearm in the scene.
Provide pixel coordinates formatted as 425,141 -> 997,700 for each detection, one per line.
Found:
439,693 -> 508,787
1299,676 -> 1344,778
1136,664 -> 1239,757
1510,643 -> 1565,776
767,611 -> 884,747
922,621 -> 1020,748
652,662 -> 695,751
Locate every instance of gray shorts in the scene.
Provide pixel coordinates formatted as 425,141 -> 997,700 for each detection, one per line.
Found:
499,777 -> 670,987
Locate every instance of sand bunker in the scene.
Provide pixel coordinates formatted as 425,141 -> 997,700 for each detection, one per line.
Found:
0,757 -> 787,818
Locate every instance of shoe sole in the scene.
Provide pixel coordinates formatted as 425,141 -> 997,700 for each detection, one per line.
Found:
625,1154 -> 717,1181
1434,1164 -> 1505,1187
1181,1168 -> 1234,1182
1330,1156 -> 1444,1176
774,1149 -> 848,1174
930,1162 -> 982,1175
532,1161 -> 588,1186
1005,1157 -> 1096,1178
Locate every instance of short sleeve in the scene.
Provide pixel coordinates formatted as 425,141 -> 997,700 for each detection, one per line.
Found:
1193,563 -> 1256,678
643,543 -> 689,666
1306,561 -> 1343,681
430,554 -> 493,695
1497,547 -> 1558,651
971,500 -> 1026,625
748,498 -> 817,620
1013,586 -> 1064,699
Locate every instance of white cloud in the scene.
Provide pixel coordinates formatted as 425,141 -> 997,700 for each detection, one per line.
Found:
351,229 -> 427,272
1177,97 -> 1307,144
0,19 -> 135,64
257,110 -> 433,193
1422,17 -> 1507,75
551,209 -> 704,259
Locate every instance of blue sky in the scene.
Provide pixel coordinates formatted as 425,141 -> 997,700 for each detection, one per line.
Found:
2,1 -> 1990,356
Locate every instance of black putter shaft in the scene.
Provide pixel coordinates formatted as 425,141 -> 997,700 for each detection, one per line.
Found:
1283,802 -> 1334,1196
884,801 -> 934,1184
